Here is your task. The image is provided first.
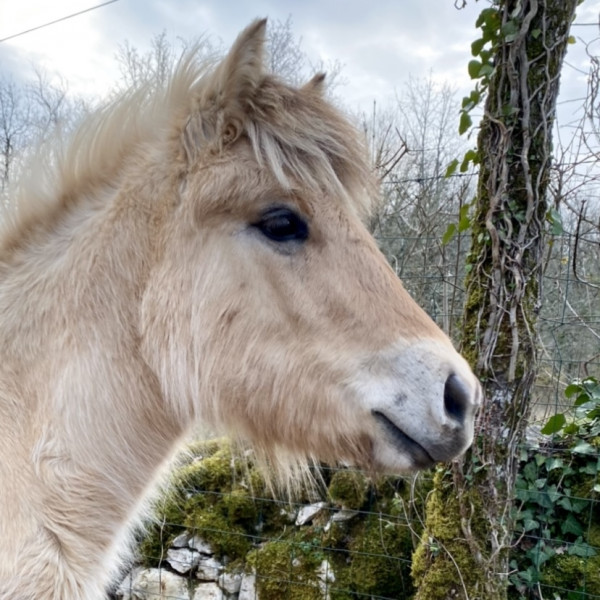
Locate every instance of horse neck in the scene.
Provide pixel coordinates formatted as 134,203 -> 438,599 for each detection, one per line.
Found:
0,180 -> 184,596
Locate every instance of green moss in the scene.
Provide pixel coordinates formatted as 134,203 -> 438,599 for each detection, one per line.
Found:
412,468 -> 490,599
222,488 -> 258,528
138,490 -> 186,567
461,275 -> 487,368
185,507 -> 251,560
538,519 -> 600,596
174,442 -> 236,493
186,438 -> 222,459
541,553 -> 600,596
136,440 -> 473,600
588,523 -> 600,547
349,515 -> 414,598
248,538 -> 326,600
328,470 -> 368,510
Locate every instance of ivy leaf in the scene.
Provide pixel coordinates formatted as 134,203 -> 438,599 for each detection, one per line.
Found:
523,518 -> 540,532
545,457 -> 564,471
561,514 -> 584,537
469,89 -> 482,106
478,7 -> 501,31
565,382 -> 583,398
502,103 -> 518,117
501,20 -> 519,43
459,111 -> 473,135
445,158 -> 459,178
568,35 -> 576,44
571,499 -> 590,514
442,223 -> 457,246
572,441 -> 595,455
479,64 -> 494,78
546,485 -> 560,503
458,205 -> 472,232
563,423 -> 579,435
471,38 -> 486,56
569,542 -> 596,558
574,392 -> 592,407
541,413 -> 566,435
460,148 -> 479,172
547,207 -> 563,236
558,496 -> 573,511
462,95 -> 474,110
522,462 -> 537,483
468,60 -> 482,79
479,49 -> 492,64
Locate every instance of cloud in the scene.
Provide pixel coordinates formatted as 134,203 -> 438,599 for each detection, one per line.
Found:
1,0 -> 598,118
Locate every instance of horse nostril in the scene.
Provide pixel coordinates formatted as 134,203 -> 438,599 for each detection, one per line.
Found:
444,374 -> 470,425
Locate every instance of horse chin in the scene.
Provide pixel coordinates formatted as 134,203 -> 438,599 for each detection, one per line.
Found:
371,411 -> 437,471
369,409 -> 475,473
370,443 -> 432,474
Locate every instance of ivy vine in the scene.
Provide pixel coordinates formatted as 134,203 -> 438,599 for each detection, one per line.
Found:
442,2 -> 576,246
510,377 -> 600,598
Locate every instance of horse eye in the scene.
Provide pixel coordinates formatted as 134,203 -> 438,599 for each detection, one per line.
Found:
253,207 -> 309,243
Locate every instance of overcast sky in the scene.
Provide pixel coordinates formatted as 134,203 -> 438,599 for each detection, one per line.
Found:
1,0 -> 600,121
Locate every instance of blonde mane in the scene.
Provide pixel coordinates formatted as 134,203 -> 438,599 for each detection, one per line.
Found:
2,34 -> 376,254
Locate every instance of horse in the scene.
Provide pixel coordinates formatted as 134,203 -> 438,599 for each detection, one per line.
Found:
0,19 -> 481,600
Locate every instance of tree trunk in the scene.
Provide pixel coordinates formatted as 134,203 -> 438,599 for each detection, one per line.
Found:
412,1 -> 579,598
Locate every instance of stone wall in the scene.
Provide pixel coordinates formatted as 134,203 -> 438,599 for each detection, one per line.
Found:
112,438 -> 423,600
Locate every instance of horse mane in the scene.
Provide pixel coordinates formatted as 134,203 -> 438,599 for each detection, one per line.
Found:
1,20 -> 377,253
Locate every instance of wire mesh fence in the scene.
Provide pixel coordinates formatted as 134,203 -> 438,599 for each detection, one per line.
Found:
112,228 -> 600,600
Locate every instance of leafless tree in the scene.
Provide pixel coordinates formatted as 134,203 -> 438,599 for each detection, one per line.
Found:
0,79 -> 30,192
365,77 -> 475,337
0,71 -> 88,202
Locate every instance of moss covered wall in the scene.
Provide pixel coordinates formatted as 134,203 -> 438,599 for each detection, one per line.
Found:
130,437 -> 599,600
136,439 -> 431,600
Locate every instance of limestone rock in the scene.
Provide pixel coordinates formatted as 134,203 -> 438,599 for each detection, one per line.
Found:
218,572 -> 242,595
192,581 -> 223,600
331,509 -> 359,523
167,547 -> 200,574
196,556 -> 222,581
189,535 -> 215,555
117,568 -> 190,600
171,531 -> 192,548
316,560 -> 335,600
295,502 -> 327,526
237,572 -> 257,600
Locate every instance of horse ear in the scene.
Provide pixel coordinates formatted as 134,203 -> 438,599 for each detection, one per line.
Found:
217,18 -> 267,105
302,72 -> 326,95
183,19 -> 267,158
206,18 -> 267,147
